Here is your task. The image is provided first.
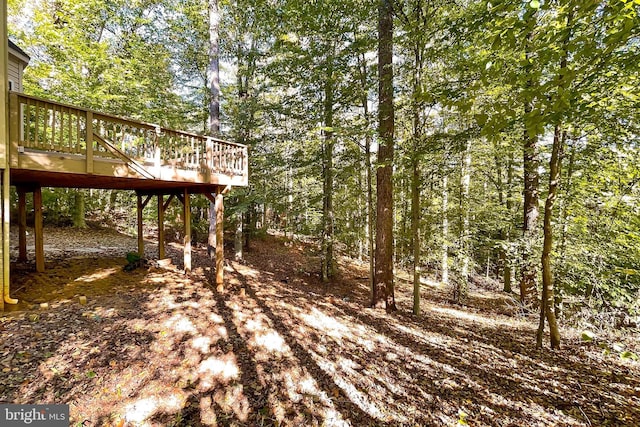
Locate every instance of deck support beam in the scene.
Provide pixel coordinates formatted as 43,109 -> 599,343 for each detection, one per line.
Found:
17,187 -> 27,262
158,194 -> 165,259
183,188 -> 191,272
2,168 -> 16,305
34,186 -> 44,273
136,193 -> 152,257
1,0 -> 8,309
137,193 -> 144,256
86,111 -> 93,174
215,190 -> 224,290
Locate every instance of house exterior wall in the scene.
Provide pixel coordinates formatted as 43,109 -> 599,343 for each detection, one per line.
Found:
8,54 -> 22,92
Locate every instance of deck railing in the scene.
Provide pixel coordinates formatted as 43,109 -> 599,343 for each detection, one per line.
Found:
8,92 -> 247,180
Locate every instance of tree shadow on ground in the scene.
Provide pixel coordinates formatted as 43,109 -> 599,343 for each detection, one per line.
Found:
2,233 -> 639,426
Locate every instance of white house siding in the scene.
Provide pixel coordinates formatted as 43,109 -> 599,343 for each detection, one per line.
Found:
8,57 -> 22,92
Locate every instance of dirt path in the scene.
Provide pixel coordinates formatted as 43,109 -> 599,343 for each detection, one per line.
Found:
1,227 -> 639,426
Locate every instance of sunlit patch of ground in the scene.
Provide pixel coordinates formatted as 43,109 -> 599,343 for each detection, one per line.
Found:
0,228 -> 639,426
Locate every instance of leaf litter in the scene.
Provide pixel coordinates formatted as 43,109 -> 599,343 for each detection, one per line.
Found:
0,226 -> 638,426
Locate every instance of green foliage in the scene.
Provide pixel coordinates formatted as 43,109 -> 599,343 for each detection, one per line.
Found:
7,0 -> 640,328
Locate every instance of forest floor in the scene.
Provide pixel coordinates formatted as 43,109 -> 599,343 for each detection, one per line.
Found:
1,225 -> 639,426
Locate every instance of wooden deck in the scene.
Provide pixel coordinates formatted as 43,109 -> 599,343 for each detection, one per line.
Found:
7,92 -> 248,192
0,90 -> 247,310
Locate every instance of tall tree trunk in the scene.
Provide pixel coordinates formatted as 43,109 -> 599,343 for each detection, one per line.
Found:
373,0 -> 396,311
537,126 -> 563,349
520,12 -> 539,306
494,141 -> 511,293
207,0 -> 221,260
321,52 -> 335,282
107,190 -> 118,214
234,211 -> 243,261
72,190 -> 86,229
455,139 -> 472,302
358,50 -> 376,306
410,97 -> 421,315
556,139 -> 575,317
441,171 -> 449,285
410,39 -> 425,315
504,148 -> 515,292
411,154 -> 421,315
537,8 -> 572,350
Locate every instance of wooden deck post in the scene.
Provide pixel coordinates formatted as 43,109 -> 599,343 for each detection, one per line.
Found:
0,0 -> 9,309
157,194 -> 165,259
33,186 -> 45,273
183,188 -> 191,272
8,92 -> 19,168
17,187 -> 27,262
2,168 -> 17,304
136,193 -> 153,257
137,192 -> 144,256
215,190 -> 224,290
86,111 -> 93,174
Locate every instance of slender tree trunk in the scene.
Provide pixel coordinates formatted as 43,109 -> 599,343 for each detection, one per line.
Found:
494,140 -> 510,292
207,0 -> 221,260
234,211 -> 243,261
400,178 -> 409,267
358,50 -> 376,306
556,139 -> 575,317
441,172 -> 449,285
411,156 -> 421,314
365,106 -> 375,304
410,88 -> 421,315
357,166 -> 364,262
108,190 -> 118,214
520,14 -> 539,306
72,190 -> 86,228
456,139 -> 472,302
537,126 -> 564,349
321,52 -> 335,282
373,0 -> 396,311
504,148 -> 515,292
537,8 -> 572,349
410,37 -> 425,314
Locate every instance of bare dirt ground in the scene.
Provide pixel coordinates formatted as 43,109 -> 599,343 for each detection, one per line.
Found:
1,226 -> 639,426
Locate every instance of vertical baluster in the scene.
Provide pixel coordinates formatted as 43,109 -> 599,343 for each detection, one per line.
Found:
176,136 -> 184,165
189,136 -> 192,167
174,134 -> 178,164
55,105 -> 60,150
150,128 -> 154,159
59,106 -> 65,151
60,106 -> 64,150
43,103 -> 49,149
34,101 -> 40,148
142,127 -> 148,158
152,128 -> 156,159
97,119 -> 103,154
111,122 -> 117,156
52,104 -> 57,150
122,124 -> 128,155
24,99 -> 30,145
74,110 -> 79,153
49,104 -> 54,149
112,122 -> 118,153
133,126 -> 137,157
186,135 -> 190,165
212,142 -> 217,171
195,137 -> 200,167
176,134 -> 181,164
